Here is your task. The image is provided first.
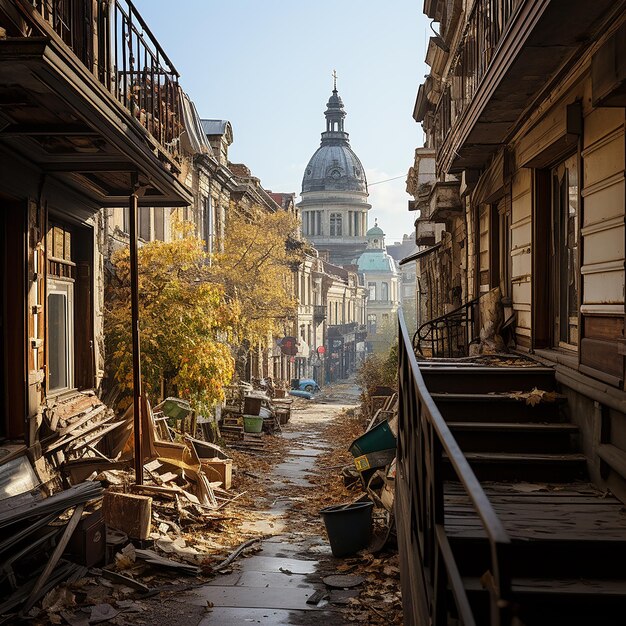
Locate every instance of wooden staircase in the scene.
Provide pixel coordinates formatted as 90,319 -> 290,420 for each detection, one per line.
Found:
420,361 -> 626,626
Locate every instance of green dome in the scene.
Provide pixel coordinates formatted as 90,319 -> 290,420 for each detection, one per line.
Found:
366,225 -> 384,236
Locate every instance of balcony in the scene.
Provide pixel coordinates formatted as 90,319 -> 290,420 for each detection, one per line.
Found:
428,180 -> 462,223
313,305 -> 327,324
432,0 -> 620,175
0,0 -> 191,207
415,217 -> 436,246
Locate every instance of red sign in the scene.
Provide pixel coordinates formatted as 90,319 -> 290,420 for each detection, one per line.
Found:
280,336 -> 298,356
317,346 -> 326,355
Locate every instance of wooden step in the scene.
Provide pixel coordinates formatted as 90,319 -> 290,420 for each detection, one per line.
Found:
420,366 -> 556,394
431,392 -> 565,422
464,577 -> 626,626
446,482 -> 626,578
443,452 -> 587,482
448,422 -> 578,454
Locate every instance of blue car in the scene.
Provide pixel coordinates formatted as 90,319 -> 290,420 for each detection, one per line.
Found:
291,378 -> 321,393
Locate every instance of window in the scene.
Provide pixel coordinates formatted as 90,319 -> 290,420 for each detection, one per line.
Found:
304,211 -> 323,236
368,282 -> 376,301
381,282 -> 389,301
330,213 -> 343,237
552,154 -> 579,347
48,279 -> 74,392
367,313 -> 377,334
154,207 -> 166,242
489,199 -> 512,299
139,207 -> 152,241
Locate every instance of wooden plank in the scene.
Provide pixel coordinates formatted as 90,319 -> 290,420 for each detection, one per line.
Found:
23,504 -> 84,612
103,491 -> 151,540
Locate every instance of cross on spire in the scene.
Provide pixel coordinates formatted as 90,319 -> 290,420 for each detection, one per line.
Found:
332,69 -> 337,91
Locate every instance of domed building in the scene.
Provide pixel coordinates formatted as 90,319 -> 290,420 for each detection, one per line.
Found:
357,221 -> 400,352
298,83 -> 371,266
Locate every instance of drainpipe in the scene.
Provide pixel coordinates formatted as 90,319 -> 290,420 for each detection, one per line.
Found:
129,184 -> 143,485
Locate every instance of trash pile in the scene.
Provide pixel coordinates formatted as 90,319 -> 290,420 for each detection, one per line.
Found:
0,381 -> 291,623
310,387 -> 401,625
220,383 -> 292,451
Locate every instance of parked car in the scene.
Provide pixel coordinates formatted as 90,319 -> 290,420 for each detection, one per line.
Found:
290,378 -> 321,393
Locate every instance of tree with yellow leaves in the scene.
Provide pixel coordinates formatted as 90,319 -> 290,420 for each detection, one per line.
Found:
105,228 -> 236,411
208,207 -> 302,363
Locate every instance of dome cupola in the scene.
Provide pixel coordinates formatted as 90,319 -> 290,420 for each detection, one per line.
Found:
301,74 -> 368,195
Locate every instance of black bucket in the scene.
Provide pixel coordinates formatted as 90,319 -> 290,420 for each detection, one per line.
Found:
320,501 -> 374,557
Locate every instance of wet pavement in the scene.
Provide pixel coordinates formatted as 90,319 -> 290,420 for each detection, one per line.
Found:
190,380 -> 361,625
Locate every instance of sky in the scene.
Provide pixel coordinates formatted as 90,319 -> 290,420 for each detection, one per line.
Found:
134,1 -> 430,244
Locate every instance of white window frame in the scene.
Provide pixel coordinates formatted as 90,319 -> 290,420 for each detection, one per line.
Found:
47,277 -> 75,394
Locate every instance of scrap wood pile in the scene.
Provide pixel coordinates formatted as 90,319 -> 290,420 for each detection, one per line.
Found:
0,387 -> 273,623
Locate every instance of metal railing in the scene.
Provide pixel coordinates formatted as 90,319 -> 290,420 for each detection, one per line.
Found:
313,305 -> 327,323
413,295 -> 481,358
27,0 -> 182,160
434,0 -> 522,156
397,311 -> 511,625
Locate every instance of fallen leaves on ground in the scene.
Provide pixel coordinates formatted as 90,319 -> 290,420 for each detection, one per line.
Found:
508,387 -> 559,406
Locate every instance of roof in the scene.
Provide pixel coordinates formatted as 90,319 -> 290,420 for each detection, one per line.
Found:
366,225 -> 384,237
201,119 -> 229,135
180,92 -> 213,157
200,119 -> 234,146
357,249 -> 397,273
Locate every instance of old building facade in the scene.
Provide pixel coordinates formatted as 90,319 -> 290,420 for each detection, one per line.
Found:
357,222 -> 400,352
399,0 -> 626,623
0,0 -> 189,462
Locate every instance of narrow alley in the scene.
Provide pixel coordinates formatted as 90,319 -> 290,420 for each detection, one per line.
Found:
176,380 -> 400,626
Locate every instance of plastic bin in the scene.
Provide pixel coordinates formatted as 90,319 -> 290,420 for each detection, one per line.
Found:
349,420 -> 396,457
243,415 -> 263,433
320,501 -> 374,557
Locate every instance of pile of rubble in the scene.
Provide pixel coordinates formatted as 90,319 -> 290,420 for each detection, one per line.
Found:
0,381 -> 292,623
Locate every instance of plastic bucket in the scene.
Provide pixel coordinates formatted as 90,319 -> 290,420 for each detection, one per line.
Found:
349,420 -> 396,457
320,501 -> 374,557
243,415 -> 263,433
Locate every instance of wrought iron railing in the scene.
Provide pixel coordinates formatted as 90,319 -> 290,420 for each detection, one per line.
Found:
27,0 -> 182,160
313,304 -> 327,323
434,0 -> 523,157
413,295 -> 481,358
397,311 -> 511,625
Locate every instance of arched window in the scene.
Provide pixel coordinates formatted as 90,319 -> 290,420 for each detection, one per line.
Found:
330,213 -> 343,237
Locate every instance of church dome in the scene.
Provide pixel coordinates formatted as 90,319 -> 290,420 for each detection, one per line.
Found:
301,87 -> 368,194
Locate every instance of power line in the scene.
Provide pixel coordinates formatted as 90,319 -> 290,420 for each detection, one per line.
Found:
368,174 -> 406,186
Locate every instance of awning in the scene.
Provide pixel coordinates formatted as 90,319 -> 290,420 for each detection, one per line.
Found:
399,243 -> 442,266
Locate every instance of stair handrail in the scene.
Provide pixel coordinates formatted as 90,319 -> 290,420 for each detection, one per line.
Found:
413,293 -> 484,358
397,310 -> 512,625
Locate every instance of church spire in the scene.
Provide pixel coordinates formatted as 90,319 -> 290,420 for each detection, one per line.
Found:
324,70 -> 347,138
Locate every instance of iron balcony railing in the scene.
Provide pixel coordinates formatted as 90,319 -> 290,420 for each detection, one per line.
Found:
413,295 -> 481,358
313,304 -> 327,323
397,311 -> 511,625
28,0 -> 182,161
434,0 -> 523,156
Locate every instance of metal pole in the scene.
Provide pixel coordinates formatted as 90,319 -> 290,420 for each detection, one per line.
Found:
129,190 -> 143,485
